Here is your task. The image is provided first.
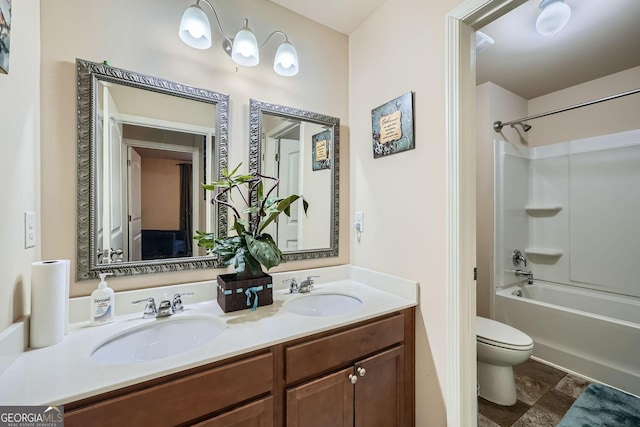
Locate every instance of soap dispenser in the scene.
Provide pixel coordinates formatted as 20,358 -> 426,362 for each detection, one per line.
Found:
90,272 -> 115,326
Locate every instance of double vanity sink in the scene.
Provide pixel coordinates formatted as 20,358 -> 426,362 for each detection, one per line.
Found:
0,267 -> 417,407
91,292 -> 364,365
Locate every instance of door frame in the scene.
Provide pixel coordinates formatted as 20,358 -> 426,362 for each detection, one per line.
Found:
445,1 -> 527,425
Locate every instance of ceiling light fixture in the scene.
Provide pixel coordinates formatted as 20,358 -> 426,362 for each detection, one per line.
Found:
536,0 -> 572,36
179,0 -> 299,77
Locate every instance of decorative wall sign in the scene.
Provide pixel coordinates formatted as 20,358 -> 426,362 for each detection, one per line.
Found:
0,0 -> 10,74
371,91 -> 414,158
312,129 -> 331,171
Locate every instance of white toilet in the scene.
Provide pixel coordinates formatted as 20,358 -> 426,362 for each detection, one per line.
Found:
476,316 -> 533,406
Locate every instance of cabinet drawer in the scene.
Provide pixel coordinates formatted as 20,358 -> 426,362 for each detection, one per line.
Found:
194,396 -> 273,427
285,313 -> 404,384
65,352 -> 273,427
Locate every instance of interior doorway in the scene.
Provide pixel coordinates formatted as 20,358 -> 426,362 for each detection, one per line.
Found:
446,1 -> 527,426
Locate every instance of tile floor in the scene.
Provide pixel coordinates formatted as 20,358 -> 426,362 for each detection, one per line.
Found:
478,359 -> 593,427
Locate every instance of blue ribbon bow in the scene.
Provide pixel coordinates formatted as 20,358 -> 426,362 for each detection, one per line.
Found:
245,286 -> 264,311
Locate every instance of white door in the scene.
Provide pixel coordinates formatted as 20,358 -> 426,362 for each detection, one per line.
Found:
128,147 -> 143,260
100,85 -> 125,263
108,118 -> 125,257
277,138 -> 300,250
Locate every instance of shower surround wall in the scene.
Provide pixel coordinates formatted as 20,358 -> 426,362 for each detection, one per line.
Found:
494,129 -> 640,392
494,129 -> 640,297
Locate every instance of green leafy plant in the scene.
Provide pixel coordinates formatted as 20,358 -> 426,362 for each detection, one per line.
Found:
194,164 -> 308,280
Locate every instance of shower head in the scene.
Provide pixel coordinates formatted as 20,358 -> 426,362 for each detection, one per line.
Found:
510,122 -> 532,132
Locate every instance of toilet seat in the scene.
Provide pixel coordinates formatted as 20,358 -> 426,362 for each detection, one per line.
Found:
476,317 -> 533,350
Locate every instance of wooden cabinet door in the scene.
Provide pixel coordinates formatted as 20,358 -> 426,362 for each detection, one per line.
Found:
286,367 -> 354,427
194,396 -> 273,427
354,346 -> 405,427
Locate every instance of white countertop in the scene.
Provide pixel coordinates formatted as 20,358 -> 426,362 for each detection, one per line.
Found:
0,266 -> 417,405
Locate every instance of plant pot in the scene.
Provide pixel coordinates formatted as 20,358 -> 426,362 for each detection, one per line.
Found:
216,273 -> 273,313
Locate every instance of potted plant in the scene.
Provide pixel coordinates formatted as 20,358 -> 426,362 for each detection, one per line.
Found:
194,164 -> 307,312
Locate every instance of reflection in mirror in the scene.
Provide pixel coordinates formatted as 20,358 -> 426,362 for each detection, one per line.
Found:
249,99 -> 339,261
77,59 -> 229,279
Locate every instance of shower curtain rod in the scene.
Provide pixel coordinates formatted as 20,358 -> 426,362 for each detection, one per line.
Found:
493,87 -> 640,132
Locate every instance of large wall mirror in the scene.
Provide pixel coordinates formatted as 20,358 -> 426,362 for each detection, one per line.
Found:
76,59 -> 229,279
249,99 -> 339,260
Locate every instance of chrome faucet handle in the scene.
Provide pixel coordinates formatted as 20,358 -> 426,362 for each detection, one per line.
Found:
172,292 -> 194,313
132,297 -> 157,319
283,278 -> 299,293
110,248 -> 124,262
512,249 -> 528,267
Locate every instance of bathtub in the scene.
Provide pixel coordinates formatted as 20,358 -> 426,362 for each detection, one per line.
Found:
494,281 -> 640,395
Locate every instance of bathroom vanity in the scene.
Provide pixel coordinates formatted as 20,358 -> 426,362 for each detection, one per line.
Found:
0,267 -> 417,427
64,309 -> 414,426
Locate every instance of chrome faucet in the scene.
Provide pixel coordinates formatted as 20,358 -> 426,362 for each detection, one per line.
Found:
299,276 -> 319,293
132,292 -> 194,318
514,269 -> 533,284
284,276 -> 319,294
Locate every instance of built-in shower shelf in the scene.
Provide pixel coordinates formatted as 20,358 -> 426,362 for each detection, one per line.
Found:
525,205 -> 563,215
525,248 -> 563,258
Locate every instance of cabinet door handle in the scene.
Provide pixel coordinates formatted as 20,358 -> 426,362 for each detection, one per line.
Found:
357,367 -> 366,377
348,374 -> 358,384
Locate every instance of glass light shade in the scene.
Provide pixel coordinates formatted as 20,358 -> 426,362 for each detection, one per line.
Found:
536,1 -> 571,35
179,5 -> 212,49
231,28 -> 259,66
274,42 -> 299,76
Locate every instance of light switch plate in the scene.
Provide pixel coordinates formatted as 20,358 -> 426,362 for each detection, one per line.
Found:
354,211 -> 364,232
25,211 -> 36,248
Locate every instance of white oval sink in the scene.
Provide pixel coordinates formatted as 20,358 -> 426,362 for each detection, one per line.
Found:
90,316 -> 225,365
284,293 -> 363,317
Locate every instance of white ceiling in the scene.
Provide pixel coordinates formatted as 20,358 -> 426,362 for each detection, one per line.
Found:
476,0 -> 640,99
271,0 -> 640,100
269,0 -> 385,35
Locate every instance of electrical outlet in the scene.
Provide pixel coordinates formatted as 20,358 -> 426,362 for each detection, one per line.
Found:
354,211 -> 364,232
25,211 -> 36,248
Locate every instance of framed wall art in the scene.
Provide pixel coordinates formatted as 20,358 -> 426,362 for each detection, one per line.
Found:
371,91 -> 414,159
311,129 -> 331,171
0,0 -> 10,74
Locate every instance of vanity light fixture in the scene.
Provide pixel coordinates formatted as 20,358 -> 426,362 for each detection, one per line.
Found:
178,0 -> 299,76
536,0 -> 571,35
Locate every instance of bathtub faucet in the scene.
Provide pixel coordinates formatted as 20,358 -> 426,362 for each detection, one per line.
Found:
514,269 -> 533,284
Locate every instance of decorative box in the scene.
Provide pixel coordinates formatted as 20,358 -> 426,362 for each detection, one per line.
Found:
216,273 -> 273,313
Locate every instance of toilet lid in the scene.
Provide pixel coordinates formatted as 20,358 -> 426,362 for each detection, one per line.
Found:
476,316 -> 533,349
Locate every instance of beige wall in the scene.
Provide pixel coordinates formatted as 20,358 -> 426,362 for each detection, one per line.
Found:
350,0 -> 471,423
141,157 -> 181,230
528,65 -> 640,147
0,0 -> 40,332
39,0 -> 349,297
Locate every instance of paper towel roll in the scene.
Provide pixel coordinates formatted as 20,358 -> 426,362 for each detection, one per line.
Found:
30,260 -> 68,348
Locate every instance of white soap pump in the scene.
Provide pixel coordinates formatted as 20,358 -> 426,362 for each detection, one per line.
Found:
90,272 -> 115,326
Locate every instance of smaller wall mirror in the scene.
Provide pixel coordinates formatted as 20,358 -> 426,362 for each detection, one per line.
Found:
249,99 -> 339,260
77,59 -> 229,279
